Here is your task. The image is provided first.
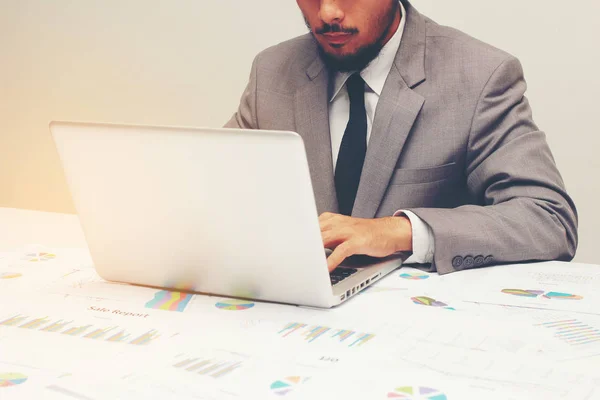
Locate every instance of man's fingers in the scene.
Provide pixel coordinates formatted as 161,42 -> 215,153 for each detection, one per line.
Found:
319,213 -> 362,271
326,242 -> 355,272
322,231 -> 344,249
318,212 -> 337,222
322,227 -> 354,249
320,220 -> 333,232
319,213 -> 337,232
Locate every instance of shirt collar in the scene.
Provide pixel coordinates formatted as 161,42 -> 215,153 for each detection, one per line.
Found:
330,0 -> 406,102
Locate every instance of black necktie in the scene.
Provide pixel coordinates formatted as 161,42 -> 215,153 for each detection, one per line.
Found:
335,74 -> 367,216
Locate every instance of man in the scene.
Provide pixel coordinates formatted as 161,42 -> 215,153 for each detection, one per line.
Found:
225,0 -> 578,275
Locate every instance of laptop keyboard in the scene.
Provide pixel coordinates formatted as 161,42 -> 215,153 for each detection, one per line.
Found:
330,268 -> 358,286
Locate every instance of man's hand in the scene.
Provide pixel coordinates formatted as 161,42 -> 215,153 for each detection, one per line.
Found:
319,212 -> 413,272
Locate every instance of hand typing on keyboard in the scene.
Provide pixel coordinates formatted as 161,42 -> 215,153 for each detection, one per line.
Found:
319,212 -> 412,272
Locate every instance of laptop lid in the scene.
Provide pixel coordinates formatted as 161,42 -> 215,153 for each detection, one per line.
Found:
50,121 -> 335,307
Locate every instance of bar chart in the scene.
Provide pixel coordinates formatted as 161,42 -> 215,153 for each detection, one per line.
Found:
173,356 -> 243,379
278,322 -> 375,347
0,314 -> 162,346
537,319 -> 600,346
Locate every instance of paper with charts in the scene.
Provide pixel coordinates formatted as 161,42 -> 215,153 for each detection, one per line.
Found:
1,246 -> 600,399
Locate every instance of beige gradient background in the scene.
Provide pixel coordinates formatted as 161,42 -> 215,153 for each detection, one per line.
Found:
1,1 -> 598,265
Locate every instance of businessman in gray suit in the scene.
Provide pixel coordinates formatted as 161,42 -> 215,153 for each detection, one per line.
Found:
226,0 -> 578,275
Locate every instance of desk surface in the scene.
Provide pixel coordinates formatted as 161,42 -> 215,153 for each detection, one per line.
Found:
1,207 -> 599,399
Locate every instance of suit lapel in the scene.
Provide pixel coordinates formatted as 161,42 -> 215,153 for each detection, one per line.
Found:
352,0 -> 427,218
352,69 -> 424,218
294,56 -> 338,215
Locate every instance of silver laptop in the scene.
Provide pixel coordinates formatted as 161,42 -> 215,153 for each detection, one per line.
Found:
49,121 -> 402,308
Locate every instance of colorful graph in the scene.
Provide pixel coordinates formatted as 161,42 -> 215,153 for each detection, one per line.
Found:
543,292 -> 584,300
278,323 -> 375,347
502,289 -> 583,300
173,357 -> 242,378
536,319 -> 600,346
0,273 -> 22,279
63,324 -> 93,337
501,289 -> 544,297
388,386 -> 447,399
0,314 -> 162,346
399,272 -> 429,280
279,323 -> 307,337
215,299 -> 255,311
84,326 -> 117,340
41,320 -> 72,332
337,330 -> 376,347
24,252 -> 56,262
19,317 -> 51,329
145,290 -> 193,312
305,326 -> 329,342
270,376 -> 310,396
129,330 -> 160,345
0,372 -> 28,388
0,315 -> 28,327
411,296 -> 454,310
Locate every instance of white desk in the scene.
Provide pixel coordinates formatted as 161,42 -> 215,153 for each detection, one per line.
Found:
1,207 -> 599,399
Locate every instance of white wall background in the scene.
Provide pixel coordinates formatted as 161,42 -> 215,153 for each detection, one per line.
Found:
1,0 -> 598,265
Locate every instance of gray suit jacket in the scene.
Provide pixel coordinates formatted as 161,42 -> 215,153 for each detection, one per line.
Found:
225,0 -> 578,274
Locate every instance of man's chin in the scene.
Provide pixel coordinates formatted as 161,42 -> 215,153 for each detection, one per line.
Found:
317,45 -> 380,73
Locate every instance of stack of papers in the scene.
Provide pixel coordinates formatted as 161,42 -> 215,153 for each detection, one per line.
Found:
1,245 -> 599,399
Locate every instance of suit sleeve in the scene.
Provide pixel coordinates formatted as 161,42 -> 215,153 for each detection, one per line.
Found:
408,56 -> 578,275
224,54 -> 260,129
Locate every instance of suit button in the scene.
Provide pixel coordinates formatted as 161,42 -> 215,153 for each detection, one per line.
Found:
484,255 -> 494,264
452,256 -> 464,269
474,255 -> 485,267
464,256 -> 475,268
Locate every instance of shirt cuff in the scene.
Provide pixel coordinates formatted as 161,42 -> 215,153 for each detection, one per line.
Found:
393,210 -> 435,264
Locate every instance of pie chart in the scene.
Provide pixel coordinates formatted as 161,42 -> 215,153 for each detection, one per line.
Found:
411,296 -> 452,309
0,372 -> 28,388
501,289 -> 544,297
501,289 -> 584,300
215,299 -> 255,311
543,292 -> 584,300
387,386 -> 447,399
399,272 -> 429,280
0,273 -> 22,280
270,376 -> 309,396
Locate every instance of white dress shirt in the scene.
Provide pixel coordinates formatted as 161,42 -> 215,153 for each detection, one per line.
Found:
328,1 -> 434,264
